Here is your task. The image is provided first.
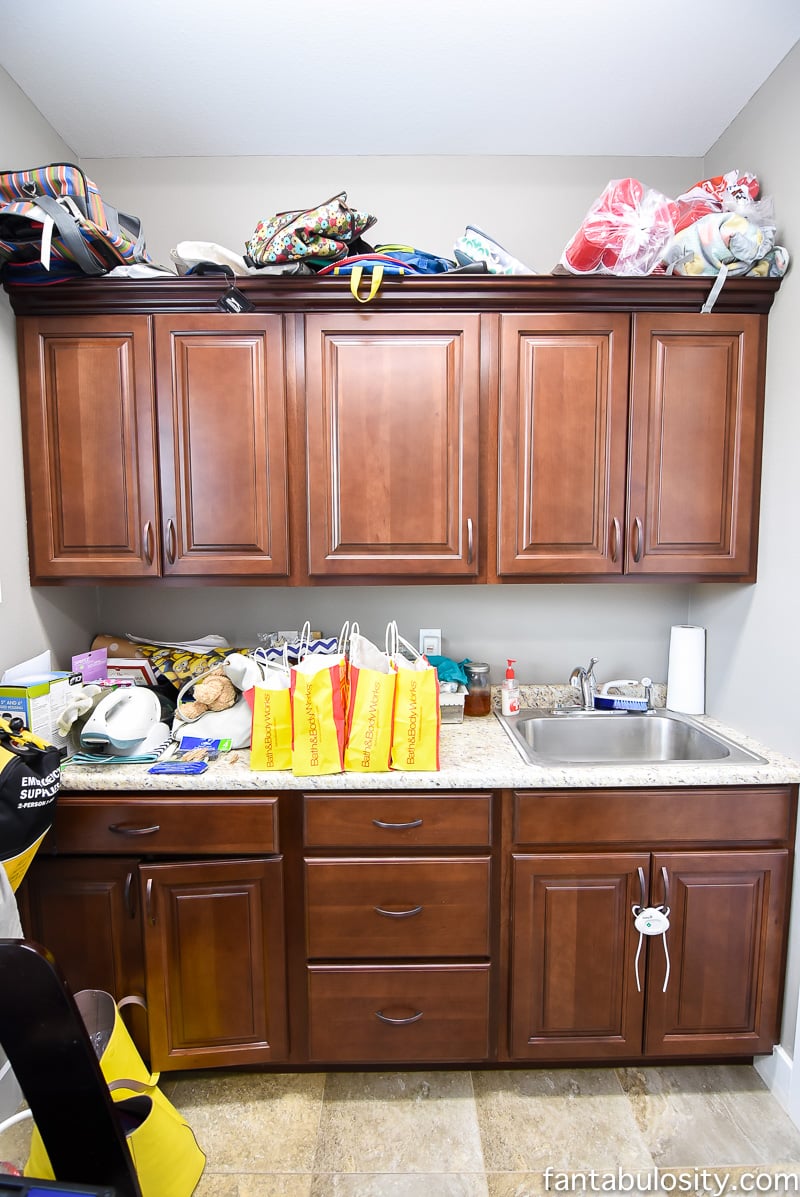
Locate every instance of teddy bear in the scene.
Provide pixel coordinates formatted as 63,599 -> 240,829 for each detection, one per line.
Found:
178,668 -> 237,720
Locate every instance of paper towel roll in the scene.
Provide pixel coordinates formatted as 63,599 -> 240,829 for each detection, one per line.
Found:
666,625 -> 706,714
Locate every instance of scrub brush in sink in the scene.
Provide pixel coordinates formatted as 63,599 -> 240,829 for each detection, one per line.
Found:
593,678 -> 652,711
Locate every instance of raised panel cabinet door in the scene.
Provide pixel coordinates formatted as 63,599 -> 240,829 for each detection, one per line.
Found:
627,313 -> 766,578
140,857 -> 288,1070
17,316 -> 160,580
153,315 -> 289,576
645,850 -> 789,1057
304,313 -> 481,576
510,853 -> 649,1060
20,856 -> 149,1056
497,314 -> 630,575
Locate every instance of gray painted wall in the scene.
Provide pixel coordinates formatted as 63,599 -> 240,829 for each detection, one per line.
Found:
692,39 -> 800,1051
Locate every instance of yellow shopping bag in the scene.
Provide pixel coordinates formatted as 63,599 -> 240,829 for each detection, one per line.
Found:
343,630 -> 397,773
246,658 -> 292,771
290,654 -> 347,775
387,623 -> 441,771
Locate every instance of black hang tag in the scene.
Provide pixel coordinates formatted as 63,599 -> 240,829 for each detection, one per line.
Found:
216,284 -> 256,313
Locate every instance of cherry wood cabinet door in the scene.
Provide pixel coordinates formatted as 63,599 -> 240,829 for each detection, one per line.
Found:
497,314 -> 630,575
140,857 -> 288,1070
645,850 -> 789,1057
20,856 -> 149,1056
153,315 -> 289,576
17,316 -> 160,580
304,313 -> 481,576
628,313 -> 765,578
510,853 -> 648,1060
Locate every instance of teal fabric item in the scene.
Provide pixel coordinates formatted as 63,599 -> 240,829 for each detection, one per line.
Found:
427,656 -> 469,686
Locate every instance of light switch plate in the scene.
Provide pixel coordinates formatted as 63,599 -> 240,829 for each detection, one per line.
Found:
419,628 -> 441,656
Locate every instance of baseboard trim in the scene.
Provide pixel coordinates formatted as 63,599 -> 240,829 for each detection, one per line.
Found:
756,1046 -> 798,1125
0,1055 -> 22,1122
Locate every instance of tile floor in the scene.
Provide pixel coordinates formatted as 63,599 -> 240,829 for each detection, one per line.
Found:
3,1064 -> 800,1195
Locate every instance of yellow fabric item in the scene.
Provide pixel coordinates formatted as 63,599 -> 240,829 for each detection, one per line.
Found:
25,990 -> 205,1197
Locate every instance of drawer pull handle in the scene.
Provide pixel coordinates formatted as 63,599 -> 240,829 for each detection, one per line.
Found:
372,818 -> 423,830
375,1009 -> 423,1026
374,905 -> 423,919
109,822 -> 161,836
124,871 -> 136,918
108,818 -> 160,837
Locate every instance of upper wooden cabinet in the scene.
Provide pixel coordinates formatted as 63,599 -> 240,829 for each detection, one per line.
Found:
17,313 -> 289,581
626,313 -> 764,578
9,275 -> 777,584
303,312 -> 481,576
17,315 -> 160,581
497,313 -> 630,576
497,310 -> 766,580
153,315 -> 289,577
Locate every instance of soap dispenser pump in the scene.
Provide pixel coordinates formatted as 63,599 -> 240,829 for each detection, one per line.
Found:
501,659 -> 520,716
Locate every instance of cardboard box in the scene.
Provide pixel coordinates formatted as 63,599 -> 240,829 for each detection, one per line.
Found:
0,672 -> 77,756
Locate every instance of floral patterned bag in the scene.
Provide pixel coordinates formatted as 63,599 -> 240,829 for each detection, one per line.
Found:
245,191 -> 376,266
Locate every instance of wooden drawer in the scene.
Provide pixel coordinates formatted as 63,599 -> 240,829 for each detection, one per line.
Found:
514,787 -> 795,849
304,792 -> 492,848
307,963 -> 491,1062
305,857 -> 491,958
52,796 -> 279,855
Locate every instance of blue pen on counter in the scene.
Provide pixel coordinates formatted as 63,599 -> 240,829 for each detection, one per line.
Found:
148,760 -> 209,775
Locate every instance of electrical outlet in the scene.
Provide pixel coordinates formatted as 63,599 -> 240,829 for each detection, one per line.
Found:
419,628 -> 442,657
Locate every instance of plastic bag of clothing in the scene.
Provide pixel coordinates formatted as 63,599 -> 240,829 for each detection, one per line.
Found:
560,178 -> 677,276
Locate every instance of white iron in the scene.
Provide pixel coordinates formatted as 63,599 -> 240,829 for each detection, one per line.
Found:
79,688 -> 166,756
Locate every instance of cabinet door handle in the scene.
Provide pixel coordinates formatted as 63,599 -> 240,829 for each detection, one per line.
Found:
466,516 -> 474,566
145,878 -> 156,925
109,822 -> 160,836
123,870 -> 136,918
660,865 -> 669,908
375,1009 -> 423,1026
374,904 -> 423,919
637,865 -> 647,909
165,518 -> 177,565
143,520 -> 154,566
610,517 -> 621,564
631,516 -> 643,564
372,818 -> 423,830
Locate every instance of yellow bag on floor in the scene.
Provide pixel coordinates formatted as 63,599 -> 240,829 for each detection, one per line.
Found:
25,990 -> 205,1197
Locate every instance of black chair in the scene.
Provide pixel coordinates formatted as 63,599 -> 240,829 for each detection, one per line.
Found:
0,939 -> 141,1197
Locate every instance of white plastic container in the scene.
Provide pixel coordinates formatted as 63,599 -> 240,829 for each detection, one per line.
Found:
501,659 -> 520,716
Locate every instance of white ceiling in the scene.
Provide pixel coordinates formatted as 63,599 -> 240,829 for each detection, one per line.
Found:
2,0 -> 800,159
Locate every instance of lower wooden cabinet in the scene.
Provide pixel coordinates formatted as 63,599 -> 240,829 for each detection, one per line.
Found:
308,964 -> 491,1062
18,783 -> 795,1071
510,853 -> 648,1060
21,853 -> 288,1072
509,790 -> 793,1063
139,857 -> 287,1069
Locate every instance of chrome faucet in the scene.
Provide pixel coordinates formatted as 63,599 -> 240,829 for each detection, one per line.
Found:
569,656 -> 599,709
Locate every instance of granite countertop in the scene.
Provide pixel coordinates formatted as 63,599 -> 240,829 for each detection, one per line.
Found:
59,685 -> 800,794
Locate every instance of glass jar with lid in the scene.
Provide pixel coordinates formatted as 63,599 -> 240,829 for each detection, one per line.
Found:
463,661 -> 491,717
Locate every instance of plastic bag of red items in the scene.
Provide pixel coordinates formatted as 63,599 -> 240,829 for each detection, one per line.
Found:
561,178 -> 679,276
673,170 -> 760,232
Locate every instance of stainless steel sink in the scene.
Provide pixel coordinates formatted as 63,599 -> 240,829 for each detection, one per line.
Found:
495,708 -> 766,766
